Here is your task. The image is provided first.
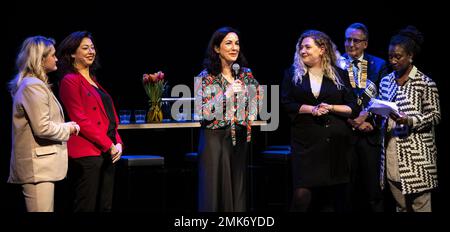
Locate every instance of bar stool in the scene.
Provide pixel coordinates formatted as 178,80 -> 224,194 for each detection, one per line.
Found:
184,152 -> 198,163
121,155 -> 165,166
251,145 -> 292,211
262,149 -> 291,163
179,152 -> 198,211
266,145 -> 291,152
114,155 -> 166,212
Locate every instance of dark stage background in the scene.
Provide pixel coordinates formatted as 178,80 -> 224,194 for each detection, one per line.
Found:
1,0 -> 448,213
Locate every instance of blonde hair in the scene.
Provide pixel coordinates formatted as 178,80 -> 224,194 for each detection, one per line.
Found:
292,30 -> 344,89
9,36 -> 55,95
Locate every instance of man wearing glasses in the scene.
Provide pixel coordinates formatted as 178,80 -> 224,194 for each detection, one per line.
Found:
340,23 -> 389,212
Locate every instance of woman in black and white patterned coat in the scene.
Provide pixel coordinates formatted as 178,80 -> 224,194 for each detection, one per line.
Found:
379,26 -> 440,212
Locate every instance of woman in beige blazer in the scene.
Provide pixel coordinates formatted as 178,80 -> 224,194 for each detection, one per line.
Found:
8,36 -> 79,212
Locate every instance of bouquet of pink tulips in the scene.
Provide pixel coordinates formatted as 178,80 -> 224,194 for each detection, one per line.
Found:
142,71 -> 166,122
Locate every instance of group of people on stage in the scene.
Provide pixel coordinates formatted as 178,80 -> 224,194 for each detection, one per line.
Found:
281,23 -> 440,212
7,22 -> 440,213
9,32 -> 123,212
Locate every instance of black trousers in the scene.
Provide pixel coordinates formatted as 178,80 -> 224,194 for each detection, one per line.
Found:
349,135 -> 384,212
198,126 -> 248,212
68,153 -> 115,212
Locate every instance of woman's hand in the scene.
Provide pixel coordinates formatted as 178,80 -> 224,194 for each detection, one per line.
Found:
348,112 -> 368,130
68,121 -> 80,135
318,103 -> 334,112
225,80 -> 245,98
357,121 -> 374,132
312,104 -> 329,116
391,111 -> 409,125
112,143 -> 123,163
232,80 -> 245,93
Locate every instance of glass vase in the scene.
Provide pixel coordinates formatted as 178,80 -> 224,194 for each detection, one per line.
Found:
147,100 -> 163,123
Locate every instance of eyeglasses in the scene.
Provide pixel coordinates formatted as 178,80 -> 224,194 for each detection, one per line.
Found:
345,37 -> 366,45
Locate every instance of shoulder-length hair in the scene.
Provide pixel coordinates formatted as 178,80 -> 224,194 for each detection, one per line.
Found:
203,26 -> 248,76
292,30 -> 344,89
9,36 -> 55,95
56,31 -> 99,79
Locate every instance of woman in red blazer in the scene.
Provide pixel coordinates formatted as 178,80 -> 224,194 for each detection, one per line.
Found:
57,31 -> 123,212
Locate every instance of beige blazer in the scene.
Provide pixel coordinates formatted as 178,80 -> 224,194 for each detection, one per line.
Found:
8,77 -> 72,184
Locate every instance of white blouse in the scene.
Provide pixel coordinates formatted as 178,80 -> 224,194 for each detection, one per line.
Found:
309,71 -> 323,98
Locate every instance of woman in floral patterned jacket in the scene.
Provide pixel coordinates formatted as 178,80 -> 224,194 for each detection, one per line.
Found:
195,27 -> 261,212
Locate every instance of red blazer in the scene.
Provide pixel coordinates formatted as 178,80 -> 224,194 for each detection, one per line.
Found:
59,73 -> 123,159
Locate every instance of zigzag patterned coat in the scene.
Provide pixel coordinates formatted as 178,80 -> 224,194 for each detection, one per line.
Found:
379,66 -> 440,194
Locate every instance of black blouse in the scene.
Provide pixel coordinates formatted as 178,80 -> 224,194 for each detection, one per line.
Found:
94,87 -> 117,144
281,66 -> 359,187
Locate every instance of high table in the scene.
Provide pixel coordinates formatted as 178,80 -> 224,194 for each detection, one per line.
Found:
118,120 -> 267,152
118,120 -> 267,129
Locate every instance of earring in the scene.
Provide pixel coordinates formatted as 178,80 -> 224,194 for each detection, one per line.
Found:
409,58 -> 413,63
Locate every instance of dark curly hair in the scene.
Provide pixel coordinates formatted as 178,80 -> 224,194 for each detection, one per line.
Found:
203,27 -> 248,76
390,25 -> 424,58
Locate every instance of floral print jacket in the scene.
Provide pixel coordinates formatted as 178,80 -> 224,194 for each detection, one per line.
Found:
195,67 -> 262,145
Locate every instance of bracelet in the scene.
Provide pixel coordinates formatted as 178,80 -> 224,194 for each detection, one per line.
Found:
311,106 -> 317,115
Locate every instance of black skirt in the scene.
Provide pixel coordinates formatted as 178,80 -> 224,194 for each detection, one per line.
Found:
291,114 -> 353,188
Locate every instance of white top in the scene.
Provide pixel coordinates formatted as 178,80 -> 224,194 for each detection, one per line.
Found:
309,71 -> 323,98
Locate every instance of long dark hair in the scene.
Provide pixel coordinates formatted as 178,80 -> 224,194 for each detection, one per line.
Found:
203,27 -> 248,76
56,31 -> 100,79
